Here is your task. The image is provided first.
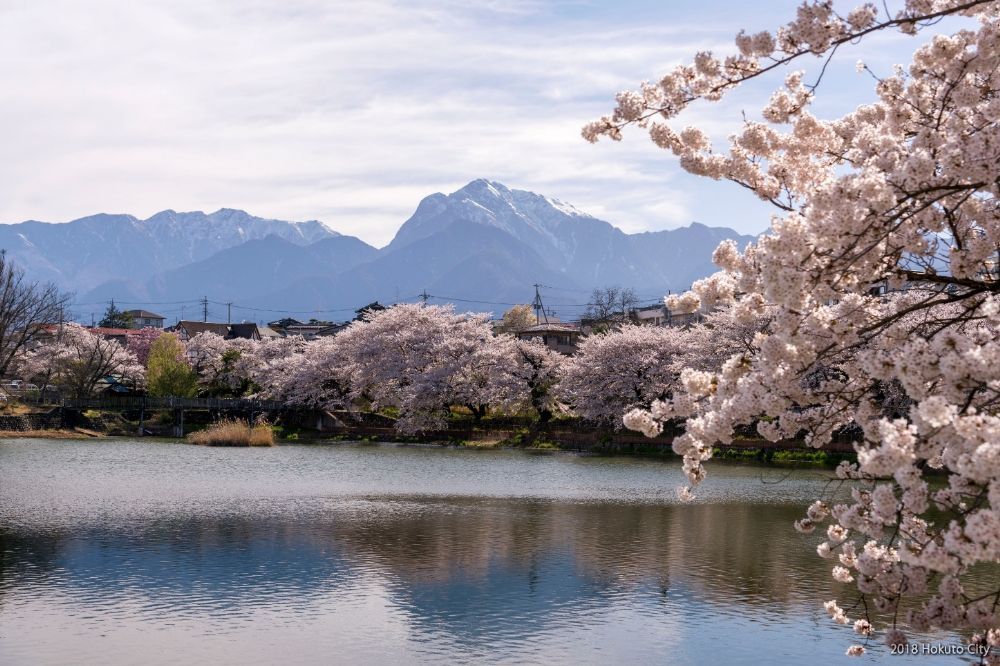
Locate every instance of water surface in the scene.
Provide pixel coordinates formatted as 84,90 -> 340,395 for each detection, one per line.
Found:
0,439 -> 968,664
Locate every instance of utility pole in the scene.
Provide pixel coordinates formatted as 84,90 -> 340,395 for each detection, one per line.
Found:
226,302 -> 232,324
532,284 -> 548,324
420,290 -> 429,304
201,296 -> 208,323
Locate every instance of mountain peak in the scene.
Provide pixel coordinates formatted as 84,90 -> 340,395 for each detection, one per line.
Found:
388,180 -> 598,252
455,178 -> 511,199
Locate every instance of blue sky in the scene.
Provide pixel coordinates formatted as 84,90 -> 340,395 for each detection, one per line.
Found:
0,1 -> 937,246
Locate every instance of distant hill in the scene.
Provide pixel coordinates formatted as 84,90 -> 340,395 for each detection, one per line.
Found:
84,234 -> 378,306
0,208 -> 336,292
21,180 -> 759,320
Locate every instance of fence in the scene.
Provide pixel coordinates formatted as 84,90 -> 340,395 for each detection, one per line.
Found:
62,396 -> 288,412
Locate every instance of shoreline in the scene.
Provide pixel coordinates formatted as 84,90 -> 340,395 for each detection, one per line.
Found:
0,427 -> 856,467
0,427 -> 106,439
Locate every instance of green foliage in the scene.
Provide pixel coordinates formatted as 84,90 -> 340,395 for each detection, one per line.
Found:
98,301 -> 133,329
710,446 -> 856,466
147,333 -> 198,397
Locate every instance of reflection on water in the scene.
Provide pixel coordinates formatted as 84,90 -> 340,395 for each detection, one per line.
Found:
0,439 -> 965,664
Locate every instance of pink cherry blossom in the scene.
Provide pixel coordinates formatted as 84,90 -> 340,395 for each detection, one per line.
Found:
590,0 -> 1000,652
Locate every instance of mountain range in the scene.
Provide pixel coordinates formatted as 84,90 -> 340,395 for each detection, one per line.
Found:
0,180 -> 758,321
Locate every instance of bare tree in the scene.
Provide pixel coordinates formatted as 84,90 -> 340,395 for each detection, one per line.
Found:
0,253 -> 71,378
583,286 -> 639,329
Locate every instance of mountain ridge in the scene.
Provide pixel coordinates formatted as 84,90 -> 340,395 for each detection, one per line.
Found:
0,208 -> 337,292
10,180 -> 759,320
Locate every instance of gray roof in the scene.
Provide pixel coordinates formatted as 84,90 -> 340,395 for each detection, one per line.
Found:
177,321 -> 231,337
517,322 -> 581,334
125,309 -> 166,319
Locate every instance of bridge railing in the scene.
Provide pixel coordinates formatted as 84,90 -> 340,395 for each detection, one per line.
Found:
62,396 -> 288,411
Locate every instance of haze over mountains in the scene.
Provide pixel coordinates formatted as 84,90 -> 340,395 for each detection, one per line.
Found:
0,180 -> 758,321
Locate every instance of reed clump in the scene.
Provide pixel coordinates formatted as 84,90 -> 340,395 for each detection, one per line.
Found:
188,419 -> 275,447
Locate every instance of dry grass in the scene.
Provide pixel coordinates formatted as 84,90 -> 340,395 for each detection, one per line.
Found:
188,419 -> 275,447
460,438 -> 504,449
0,428 -> 105,439
0,402 -> 47,416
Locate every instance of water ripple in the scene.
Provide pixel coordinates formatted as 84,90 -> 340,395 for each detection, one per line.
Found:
0,439 -> 973,665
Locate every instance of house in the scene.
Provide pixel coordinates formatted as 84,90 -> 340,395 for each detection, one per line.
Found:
228,323 -> 261,340
630,304 -> 704,328
515,321 -> 582,354
258,325 -> 284,339
315,323 -> 350,337
172,320 -> 261,341
87,327 -> 134,345
95,374 -> 138,395
633,304 -> 668,327
266,318 -> 349,339
124,309 -> 166,329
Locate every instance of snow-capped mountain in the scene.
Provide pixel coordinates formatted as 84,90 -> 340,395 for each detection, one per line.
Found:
0,208 -> 336,292
389,179 -> 757,293
388,179 -> 597,255
25,180 -> 760,320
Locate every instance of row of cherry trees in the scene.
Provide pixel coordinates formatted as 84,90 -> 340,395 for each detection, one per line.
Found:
188,303 -> 760,432
13,303 -> 760,426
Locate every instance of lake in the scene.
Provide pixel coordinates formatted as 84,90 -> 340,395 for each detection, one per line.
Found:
0,438 -> 971,664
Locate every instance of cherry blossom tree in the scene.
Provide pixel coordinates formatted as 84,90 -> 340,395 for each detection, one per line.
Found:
446,332 -> 519,420
184,332 -> 232,395
18,324 -> 143,397
589,0 -> 1000,655
184,334 -> 302,398
230,335 -> 306,397
127,327 -> 162,367
264,335 -> 353,410
266,324 -> 564,425
676,304 -> 773,373
509,337 -> 565,422
558,325 -> 687,427
333,303 -> 507,432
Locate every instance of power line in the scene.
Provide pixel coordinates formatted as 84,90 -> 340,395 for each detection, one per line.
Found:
69,299 -> 202,307
67,287 -> 666,325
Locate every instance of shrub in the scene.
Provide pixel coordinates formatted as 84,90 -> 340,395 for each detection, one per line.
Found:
187,418 -> 274,447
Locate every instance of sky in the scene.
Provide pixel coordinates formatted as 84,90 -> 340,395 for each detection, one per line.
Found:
0,0 -> 933,247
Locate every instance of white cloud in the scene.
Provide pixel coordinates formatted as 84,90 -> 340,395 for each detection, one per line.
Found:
0,1 -> 954,246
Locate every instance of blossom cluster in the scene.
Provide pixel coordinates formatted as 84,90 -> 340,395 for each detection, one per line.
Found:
16,323 -> 144,398
589,0 -> 1000,656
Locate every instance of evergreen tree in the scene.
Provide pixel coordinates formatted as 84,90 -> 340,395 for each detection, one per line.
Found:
98,300 -> 133,329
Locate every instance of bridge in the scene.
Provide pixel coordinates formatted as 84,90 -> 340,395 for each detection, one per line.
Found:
61,396 -> 294,437
62,396 -> 288,412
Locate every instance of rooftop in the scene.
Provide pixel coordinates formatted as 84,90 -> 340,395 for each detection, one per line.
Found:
124,309 -> 166,319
